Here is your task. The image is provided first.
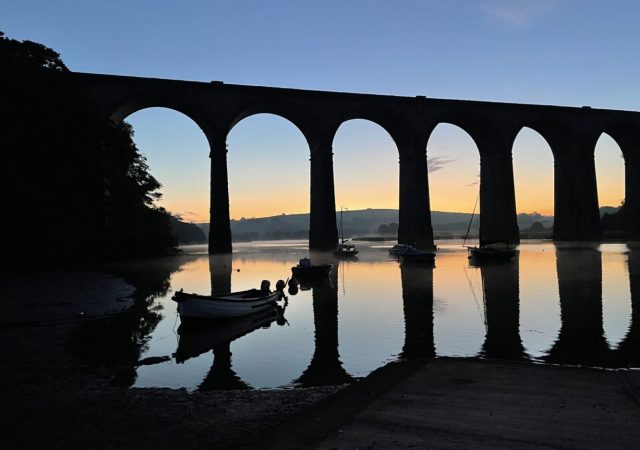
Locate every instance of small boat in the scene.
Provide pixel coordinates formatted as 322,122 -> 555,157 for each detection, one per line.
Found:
291,257 -> 333,278
467,242 -> 516,261
334,242 -> 359,257
334,207 -> 359,257
389,243 -> 412,257
462,191 -> 516,262
399,245 -> 436,264
172,281 -> 282,319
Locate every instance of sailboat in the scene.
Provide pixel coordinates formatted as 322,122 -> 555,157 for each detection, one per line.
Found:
463,191 -> 516,262
334,207 -> 359,257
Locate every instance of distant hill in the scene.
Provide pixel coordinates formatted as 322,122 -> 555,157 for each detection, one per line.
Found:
169,216 -> 207,244
195,208 -> 557,241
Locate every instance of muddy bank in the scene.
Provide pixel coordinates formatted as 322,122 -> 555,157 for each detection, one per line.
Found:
0,270 -> 340,449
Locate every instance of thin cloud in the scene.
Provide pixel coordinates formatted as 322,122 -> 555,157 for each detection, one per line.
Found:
481,0 -> 558,28
427,156 -> 456,173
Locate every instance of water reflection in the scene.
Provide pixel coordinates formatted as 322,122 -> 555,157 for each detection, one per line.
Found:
209,253 -> 232,295
68,255 -> 194,386
399,264 -> 435,360
616,250 -> 640,364
175,301 -> 285,390
65,242 -> 640,391
296,263 -> 354,386
479,257 -> 527,361
546,245 -> 609,365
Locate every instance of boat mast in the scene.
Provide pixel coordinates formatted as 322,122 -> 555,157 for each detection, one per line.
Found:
463,191 -> 480,247
340,207 -> 345,244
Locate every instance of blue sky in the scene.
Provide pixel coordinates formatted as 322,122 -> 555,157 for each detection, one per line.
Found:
3,1 -> 637,219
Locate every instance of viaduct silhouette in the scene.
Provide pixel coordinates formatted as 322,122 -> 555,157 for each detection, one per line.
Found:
69,72 -> 640,253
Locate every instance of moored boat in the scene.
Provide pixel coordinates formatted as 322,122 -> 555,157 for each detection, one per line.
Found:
334,242 -> 359,257
291,257 -> 333,278
467,243 -> 516,261
399,246 -> 436,264
334,208 -> 359,257
389,243 -> 412,257
172,282 -> 282,319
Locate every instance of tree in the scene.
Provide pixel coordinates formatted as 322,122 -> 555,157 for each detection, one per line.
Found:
0,32 -> 176,263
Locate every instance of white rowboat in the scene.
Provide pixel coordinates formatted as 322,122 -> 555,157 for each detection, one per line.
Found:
172,289 -> 281,319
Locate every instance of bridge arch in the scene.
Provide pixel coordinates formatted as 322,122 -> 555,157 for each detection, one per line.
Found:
512,127 -> 555,234
226,113 -> 310,229
228,102 -> 318,149
426,123 -> 480,221
331,106 -> 418,154
122,107 -> 211,224
332,119 -> 400,238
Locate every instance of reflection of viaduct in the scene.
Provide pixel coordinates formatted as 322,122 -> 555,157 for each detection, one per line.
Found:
200,250 -> 640,389
70,72 -> 640,252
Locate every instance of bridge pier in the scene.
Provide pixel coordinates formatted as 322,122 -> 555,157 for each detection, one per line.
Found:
553,147 -> 601,241
208,136 -> 232,254
479,150 -> 520,245
398,148 -> 435,249
480,258 -> 526,360
309,141 -> 338,251
624,145 -> 640,239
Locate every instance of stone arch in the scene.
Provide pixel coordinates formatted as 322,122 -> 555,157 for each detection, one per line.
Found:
226,112 -> 311,223
424,109 -> 501,157
425,122 -> 481,216
121,106 -> 213,223
511,127 -> 555,226
108,92 -> 211,139
594,131 -> 625,210
332,118 -> 400,222
332,106 -> 420,156
511,115 -> 575,158
228,102 -> 318,150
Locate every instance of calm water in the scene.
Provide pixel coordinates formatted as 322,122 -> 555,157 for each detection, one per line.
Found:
86,240 -> 639,391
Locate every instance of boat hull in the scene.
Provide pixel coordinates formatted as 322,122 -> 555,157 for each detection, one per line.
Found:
399,252 -> 436,265
467,247 -> 516,261
291,264 -> 333,279
173,290 -> 280,319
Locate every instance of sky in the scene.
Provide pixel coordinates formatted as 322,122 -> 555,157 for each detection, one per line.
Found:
3,0 -> 637,220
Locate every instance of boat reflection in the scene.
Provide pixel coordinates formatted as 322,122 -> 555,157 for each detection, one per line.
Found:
614,249 -> 640,364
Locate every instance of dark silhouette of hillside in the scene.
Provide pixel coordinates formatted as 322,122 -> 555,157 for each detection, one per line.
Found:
196,209 -> 555,242
0,32 -> 177,263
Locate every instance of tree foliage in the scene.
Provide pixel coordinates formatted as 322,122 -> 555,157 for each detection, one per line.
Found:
0,32 -> 177,263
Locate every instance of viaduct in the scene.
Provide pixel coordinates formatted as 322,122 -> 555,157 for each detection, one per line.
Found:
68,72 -> 640,253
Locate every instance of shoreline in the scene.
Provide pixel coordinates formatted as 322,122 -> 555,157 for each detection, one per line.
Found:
2,262 -> 640,448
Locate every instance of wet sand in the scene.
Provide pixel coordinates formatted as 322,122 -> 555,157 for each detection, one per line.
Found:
271,359 -> 640,449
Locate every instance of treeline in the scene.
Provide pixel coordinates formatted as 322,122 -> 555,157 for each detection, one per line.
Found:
0,33 -> 184,262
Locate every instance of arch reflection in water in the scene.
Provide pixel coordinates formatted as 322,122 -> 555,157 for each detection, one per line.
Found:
399,263 -> 435,360
175,306 -> 286,391
546,245 -> 610,366
616,249 -> 640,364
478,257 -> 528,361
295,263 -> 354,387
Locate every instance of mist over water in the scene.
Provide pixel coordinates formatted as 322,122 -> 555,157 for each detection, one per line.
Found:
125,241 -> 639,391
